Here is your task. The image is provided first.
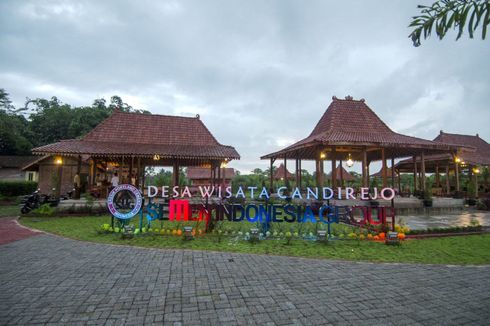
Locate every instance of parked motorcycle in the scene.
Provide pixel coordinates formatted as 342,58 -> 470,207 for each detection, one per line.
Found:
20,190 -> 60,214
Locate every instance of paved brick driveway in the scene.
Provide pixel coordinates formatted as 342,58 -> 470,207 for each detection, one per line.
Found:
1,234 -> 489,325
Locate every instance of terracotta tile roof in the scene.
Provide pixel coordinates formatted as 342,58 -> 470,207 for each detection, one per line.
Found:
187,167 -> 236,180
371,167 -> 395,178
395,132 -> 490,169
327,164 -> 356,181
273,163 -> 294,180
32,110 -> 240,160
262,97 -> 459,160
434,131 -> 490,166
0,156 -> 38,168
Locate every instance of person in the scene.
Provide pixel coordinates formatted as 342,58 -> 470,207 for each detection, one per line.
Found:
111,172 -> 119,188
95,173 -> 102,187
73,173 -> 81,199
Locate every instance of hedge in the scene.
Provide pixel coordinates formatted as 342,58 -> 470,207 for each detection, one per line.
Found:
0,181 -> 38,197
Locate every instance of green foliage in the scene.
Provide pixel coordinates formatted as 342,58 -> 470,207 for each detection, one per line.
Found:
0,89 -> 32,155
409,0 -> 490,46
20,215 -> 490,265
0,88 -> 150,155
32,203 -> 56,216
0,181 -> 38,196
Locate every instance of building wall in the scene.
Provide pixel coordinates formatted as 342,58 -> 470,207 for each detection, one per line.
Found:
38,157 -> 89,195
0,168 -> 27,181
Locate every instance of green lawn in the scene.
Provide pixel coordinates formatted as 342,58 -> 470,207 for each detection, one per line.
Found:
19,215 -> 490,265
0,205 -> 20,218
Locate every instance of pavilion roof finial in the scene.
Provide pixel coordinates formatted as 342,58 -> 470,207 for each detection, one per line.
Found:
345,95 -> 353,100
332,95 -> 338,100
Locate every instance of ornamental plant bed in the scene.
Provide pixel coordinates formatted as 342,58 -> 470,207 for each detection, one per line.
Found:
406,225 -> 485,238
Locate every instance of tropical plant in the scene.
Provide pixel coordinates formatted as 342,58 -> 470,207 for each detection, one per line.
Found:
409,0 -> 490,47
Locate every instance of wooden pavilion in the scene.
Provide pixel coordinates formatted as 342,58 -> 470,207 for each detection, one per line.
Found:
261,96 -> 461,193
395,131 -> 490,197
29,109 -> 240,197
273,163 -> 294,181
326,164 -> 356,186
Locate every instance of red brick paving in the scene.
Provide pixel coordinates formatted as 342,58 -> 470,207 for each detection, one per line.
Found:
0,218 -> 41,245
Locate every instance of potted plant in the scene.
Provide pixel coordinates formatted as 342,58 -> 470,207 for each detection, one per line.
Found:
466,180 -> 477,206
423,189 -> 433,207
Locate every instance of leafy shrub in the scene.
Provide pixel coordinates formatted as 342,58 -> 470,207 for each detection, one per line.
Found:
32,203 -> 55,216
0,181 -> 38,196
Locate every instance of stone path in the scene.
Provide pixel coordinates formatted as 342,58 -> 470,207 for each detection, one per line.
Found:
0,233 -> 489,325
0,217 -> 41,245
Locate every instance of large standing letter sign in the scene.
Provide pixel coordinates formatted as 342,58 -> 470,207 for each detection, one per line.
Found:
107,184 -> 143,219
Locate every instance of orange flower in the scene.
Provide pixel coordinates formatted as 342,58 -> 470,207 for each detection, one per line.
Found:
397,233 -> 406,241
378,232 -> 386,240
177,229 -> 182,236
373,235 -> 380,241
367,234 -> 373,240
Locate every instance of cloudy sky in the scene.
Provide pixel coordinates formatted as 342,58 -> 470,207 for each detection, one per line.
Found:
1,0 -> 489,174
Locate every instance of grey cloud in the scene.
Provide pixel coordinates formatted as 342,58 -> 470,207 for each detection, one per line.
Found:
0,0 -> 488,174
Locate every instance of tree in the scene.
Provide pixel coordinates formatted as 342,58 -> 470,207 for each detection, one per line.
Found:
409,0 -> 490,46
0,90 -> 32,155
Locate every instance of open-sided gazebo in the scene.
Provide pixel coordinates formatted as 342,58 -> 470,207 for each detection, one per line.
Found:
395,131 -> 489,196
261,96 -> 461,192
29,109 -> 240,197
326,164 -> 356,186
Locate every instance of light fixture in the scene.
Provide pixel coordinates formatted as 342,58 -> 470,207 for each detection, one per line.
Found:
346,153 -> 354,167
473,167 -> 481,174
183,226 -> 194,241
220,160 -> 228,168
317,230 -> 327,242
320,152 -> 326,159
454,156 -> 461,163
54,157 -> 63,165
249,228 -> 260,243
153,154 -> 160,161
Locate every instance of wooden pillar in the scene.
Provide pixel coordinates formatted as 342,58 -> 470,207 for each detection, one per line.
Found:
129,156 -> 134,184
295,158 -> 299,187
137,157 -> 141,188
413,156 -> 418,192
222,165 -> 226,188
435,164 -> 440,187
366,162 -> 370,188
172,162 -> 179,187
445,165 -> 450,195
269,158 -> 274,191
315,159 -> 321,187
421,152 -> 426,192
475,173 -> 479,198
391,157 -> 395,189
320,158 -> 324,187
339,160 -> 344,187
455,161 -> 460,192
141,164 -> 145,192
283,157 -> 287,181
331,157 -> 336,189
217,165 -> 221,186
397,169 -> 401,193
381,148 -> 387,187
299,159 -> 302,188
91,158 -> 97,187
362,148 -> 368,187
120,156 -> 124,182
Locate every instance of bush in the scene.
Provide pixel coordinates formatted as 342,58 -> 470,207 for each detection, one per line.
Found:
32,203 -> 56,216
0,181 -> 38,197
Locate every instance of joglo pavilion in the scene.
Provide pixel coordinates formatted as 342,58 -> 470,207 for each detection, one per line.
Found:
25,96 -> 489,201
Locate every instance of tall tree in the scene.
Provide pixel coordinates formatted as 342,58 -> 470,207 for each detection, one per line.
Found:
0,90 -> 32,155
409,0 -> 490,46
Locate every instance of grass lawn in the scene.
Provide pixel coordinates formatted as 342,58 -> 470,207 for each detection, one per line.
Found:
0,205 -> 20,218
19,215 -> 490,265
